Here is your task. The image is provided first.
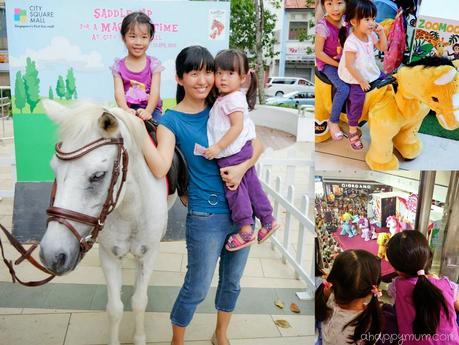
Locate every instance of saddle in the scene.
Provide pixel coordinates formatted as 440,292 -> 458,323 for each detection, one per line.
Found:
144,120 -> 188,197
315,67 -> 397,115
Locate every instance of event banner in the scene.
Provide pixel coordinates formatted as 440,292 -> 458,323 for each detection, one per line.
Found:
5,0 -> 230,181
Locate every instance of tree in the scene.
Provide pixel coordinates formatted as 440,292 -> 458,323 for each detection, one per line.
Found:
74,87 -> 78,100
14,71 -> 26,113
65,68 -> 76,100
23,57 -> 40,113
230,0 -> 280,104
56,75 -> 66,99
48,86 -> 54,100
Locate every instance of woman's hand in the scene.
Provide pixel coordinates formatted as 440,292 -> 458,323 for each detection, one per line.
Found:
136,108 -> 152,120
220,161 -> 249,191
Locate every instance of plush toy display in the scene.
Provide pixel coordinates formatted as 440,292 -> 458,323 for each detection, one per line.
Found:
340,213 -> 356,238
377,233 -> 391,260
315,57 -> 459,170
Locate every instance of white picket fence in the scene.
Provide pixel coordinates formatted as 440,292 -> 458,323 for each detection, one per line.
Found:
257,158 -> 316,299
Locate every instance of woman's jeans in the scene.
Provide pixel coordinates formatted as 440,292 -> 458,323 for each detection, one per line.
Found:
170,210 -> 250,327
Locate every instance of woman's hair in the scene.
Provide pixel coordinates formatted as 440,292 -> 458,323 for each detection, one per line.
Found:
121,12 -> 155,41
175,46 -> 216,105
338,0 -> 377,47
214,49 -> 257,111
315,250 -> 383,345
387,230 -> 450,336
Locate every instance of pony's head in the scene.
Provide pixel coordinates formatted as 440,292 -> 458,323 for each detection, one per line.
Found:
386,215 -> 401,235
397,57 -> 459,130
39,100 -> 144,275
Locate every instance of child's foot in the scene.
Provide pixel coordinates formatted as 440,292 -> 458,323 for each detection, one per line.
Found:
348,131 -> 363,151
328,121 -> 343,141
257,221 -> 280,243
225,229 -> 256,252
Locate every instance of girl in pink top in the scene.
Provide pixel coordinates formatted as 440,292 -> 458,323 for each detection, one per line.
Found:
387,230 -> 459,345
112,12 -> 164,121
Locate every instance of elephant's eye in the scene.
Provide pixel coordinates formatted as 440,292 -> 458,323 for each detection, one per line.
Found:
431,96 -> 439,103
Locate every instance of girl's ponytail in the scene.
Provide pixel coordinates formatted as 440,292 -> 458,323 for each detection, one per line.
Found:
338,24 -> 349,49
345,294 -> 383,345
315,282 -> 332,322
412,274 -> 450,335
245,70 -> 258,111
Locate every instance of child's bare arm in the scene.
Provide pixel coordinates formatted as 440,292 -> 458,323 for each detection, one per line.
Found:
138,72 -> 161,120
345,51 -> 370,91
315,35 -> 339,67
204,111 -> 243,160
113,75 -> 135,115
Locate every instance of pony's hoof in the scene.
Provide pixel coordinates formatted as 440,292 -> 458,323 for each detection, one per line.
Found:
365,154 -> 399,171
394,140 -> 422,160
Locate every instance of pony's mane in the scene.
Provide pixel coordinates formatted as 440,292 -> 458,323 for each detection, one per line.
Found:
406,56 -> 454,68
58,102 -> 146,152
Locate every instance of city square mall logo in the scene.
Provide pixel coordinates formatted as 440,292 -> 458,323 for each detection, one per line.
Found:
14,8 -> 27,23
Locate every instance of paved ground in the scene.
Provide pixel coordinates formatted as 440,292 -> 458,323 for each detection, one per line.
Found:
0,117 -> 315,345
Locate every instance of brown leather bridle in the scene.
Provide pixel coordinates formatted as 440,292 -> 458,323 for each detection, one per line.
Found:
0,136 -> 129,286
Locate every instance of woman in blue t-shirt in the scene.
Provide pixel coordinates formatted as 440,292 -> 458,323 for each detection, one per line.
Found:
137,45 -> 264,345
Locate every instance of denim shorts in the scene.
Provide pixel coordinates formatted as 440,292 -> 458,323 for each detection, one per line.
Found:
170,210 -> 250,327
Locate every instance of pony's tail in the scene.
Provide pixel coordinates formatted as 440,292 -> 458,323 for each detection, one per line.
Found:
412,275 -> 450,335
315,283 -> 332,322
246,70 -> 258,111
338,26 -> 348,49
346,295 -> 383,345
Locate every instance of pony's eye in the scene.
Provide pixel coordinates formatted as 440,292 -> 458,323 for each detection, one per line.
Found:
90,171 -> 106,183
432,96 -> 439,102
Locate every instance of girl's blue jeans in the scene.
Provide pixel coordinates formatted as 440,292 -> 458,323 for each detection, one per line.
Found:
322,65 -> 350,123
170,210 -> 250,327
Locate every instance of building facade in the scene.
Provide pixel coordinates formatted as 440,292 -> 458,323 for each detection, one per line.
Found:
269,0 -> 314,81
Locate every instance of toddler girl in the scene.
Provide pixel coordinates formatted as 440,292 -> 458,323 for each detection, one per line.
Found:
204,49 -> 278,252
112,12 -> 164,121
316,249 -> 383,345
338,0 -> 387,150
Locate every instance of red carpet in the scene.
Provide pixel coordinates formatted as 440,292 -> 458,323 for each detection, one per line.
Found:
332,229 -> 396,280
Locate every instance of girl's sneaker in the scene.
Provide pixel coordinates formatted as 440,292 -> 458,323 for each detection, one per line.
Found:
257,221 -> 280,243
328,121 -> 344,141
225,229 -> 256,252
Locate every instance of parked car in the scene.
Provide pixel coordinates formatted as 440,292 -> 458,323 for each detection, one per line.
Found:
266,91 -> 315,108
265,77 -> 314,97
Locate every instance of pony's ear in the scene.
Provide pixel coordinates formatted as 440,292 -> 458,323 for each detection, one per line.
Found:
41,99 -> 70,124
98,111 -> 119,137
433,66 -> 457,85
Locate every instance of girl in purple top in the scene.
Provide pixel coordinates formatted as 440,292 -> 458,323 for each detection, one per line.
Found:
315,0 -> 349,141
112,12 -> 164,121
387,231 -> 459,345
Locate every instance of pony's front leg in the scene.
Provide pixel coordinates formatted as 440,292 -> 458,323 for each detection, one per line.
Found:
365,106 -> 400,171
99,246 -> 124,345
131,243 -> 159,345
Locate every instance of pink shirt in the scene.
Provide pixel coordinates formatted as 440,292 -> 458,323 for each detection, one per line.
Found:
391,276 -> 459,345
111,55 -> 164,109
315,17 -> 344,71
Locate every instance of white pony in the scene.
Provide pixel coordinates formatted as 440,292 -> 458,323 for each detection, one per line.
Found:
39,100 -> 173,345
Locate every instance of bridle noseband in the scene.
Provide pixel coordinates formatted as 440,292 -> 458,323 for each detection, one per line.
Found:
0,136 -> 129,286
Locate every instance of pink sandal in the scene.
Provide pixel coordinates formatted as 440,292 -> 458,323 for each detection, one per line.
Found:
225,230 -> 256,252
348,131 -> 363,151
257,222 -> 280,243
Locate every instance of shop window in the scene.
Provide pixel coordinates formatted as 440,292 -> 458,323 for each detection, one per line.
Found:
288,21 -> 307,41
